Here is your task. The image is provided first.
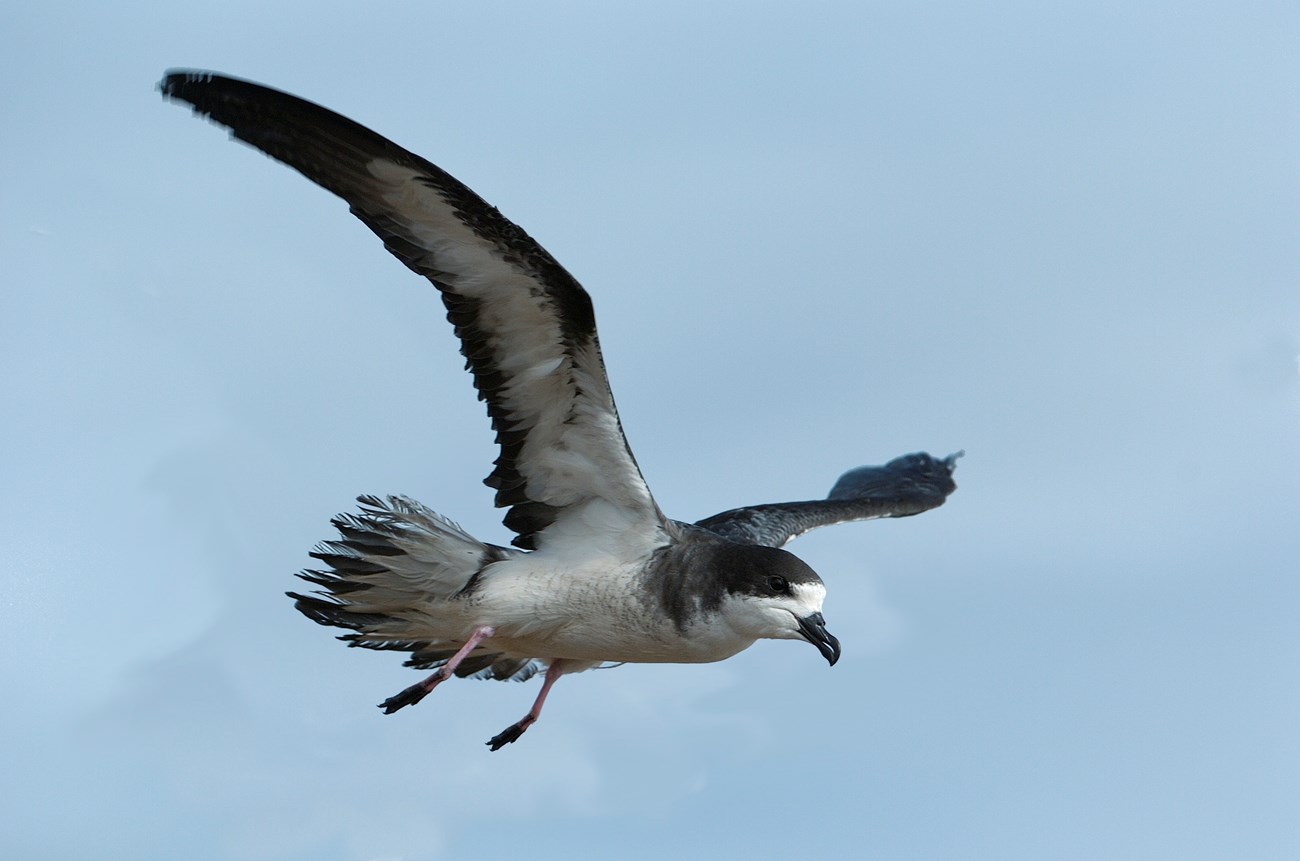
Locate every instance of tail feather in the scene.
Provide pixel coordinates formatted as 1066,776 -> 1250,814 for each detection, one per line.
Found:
290,495 -> 538,682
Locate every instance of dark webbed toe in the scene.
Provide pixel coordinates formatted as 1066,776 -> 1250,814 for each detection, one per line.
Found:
378,680 -> 434,714
486,721 -> 531,751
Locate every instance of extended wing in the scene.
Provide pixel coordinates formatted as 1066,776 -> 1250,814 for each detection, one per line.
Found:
695,451 -> 961,547
161,71 -> 665,551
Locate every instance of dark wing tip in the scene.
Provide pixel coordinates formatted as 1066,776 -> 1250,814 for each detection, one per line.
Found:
160,68 -> 292,101
158,69 -> 305,153
158,68 -> 209,97
159,69 -> 256,107
829,450 -> 963,502
158,68 -> 387,156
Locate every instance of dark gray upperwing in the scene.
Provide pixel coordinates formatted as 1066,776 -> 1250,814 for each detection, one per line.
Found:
694,451 -> 961,548
161,71 -> 665,551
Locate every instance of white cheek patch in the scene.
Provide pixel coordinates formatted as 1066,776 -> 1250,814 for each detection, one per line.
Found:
791,581 -> 827,615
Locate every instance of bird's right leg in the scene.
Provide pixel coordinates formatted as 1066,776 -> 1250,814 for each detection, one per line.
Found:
378,625 -> 496,714
486,659 -> 567,750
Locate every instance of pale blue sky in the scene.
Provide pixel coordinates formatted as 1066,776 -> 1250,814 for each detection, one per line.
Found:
4,2 -> 1298,859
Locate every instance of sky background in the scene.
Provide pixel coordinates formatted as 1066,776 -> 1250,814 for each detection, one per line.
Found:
4,2 -> 1298,859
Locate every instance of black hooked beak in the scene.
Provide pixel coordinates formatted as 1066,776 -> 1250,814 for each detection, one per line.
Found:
796,612 -> 841,666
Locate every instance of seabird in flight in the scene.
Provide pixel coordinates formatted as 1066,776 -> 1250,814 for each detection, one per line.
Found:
160,70 -> 960,750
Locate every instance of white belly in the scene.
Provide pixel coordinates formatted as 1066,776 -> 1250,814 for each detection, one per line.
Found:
465,552 -> 754,665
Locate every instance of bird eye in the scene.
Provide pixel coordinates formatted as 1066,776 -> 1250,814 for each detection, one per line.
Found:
767,575 -> 789,593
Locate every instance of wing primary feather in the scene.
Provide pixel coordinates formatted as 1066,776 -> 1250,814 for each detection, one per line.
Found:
695,451 -> 961,547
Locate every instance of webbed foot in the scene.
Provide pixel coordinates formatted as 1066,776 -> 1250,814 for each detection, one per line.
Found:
486,718 -> 534,751
378,678 -> 438,714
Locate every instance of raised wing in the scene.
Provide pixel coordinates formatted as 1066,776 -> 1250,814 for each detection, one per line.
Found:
695,451 -> 961,547
161,70 -> 665,550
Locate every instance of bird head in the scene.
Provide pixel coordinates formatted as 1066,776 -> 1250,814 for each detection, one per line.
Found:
712,544 -> 841,665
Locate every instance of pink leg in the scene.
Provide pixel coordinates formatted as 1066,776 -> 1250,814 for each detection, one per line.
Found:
486,660 -> 567,751
378,625 -> 496,714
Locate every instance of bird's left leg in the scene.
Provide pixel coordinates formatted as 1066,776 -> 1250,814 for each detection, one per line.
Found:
486,660 -> 567,751
378,625 -> 496,714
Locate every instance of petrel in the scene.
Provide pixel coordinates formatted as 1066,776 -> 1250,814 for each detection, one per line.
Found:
161,71 -> 960,750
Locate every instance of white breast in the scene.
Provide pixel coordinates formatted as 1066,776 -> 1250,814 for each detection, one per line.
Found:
467,551 -> 754,665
